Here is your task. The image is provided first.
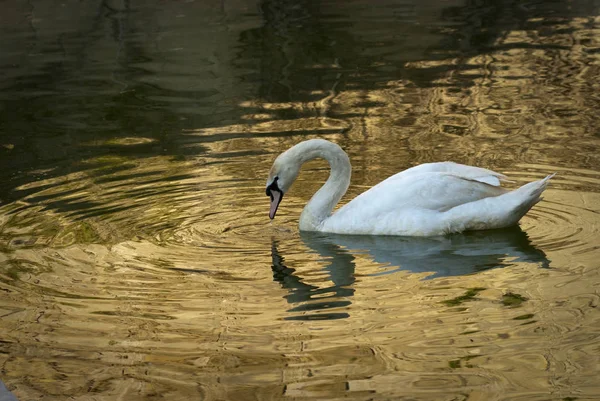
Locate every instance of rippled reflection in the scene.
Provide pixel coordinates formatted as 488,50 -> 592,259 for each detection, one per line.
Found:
301,227 -> 550,278
1,0 -> 600,399
272,228 -> 549,320
272,239 -> 354,320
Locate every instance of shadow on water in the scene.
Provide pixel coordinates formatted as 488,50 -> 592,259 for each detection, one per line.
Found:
272,227 -> 549,319
252,0 -> 595,99
1,0 -> 596,203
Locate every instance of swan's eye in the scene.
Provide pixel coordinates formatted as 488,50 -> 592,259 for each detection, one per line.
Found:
266,176 -> 280,198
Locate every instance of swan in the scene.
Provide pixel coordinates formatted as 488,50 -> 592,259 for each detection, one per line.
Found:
265,139 -> 553,236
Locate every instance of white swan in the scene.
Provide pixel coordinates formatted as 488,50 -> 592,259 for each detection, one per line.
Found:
266,139 -> 553,236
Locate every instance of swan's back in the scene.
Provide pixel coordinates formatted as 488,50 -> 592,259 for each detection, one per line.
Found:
320,165 -> 551,236
381,161 -> 508,186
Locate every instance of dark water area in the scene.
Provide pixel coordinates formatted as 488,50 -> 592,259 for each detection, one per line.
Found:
1,0 -> 599,400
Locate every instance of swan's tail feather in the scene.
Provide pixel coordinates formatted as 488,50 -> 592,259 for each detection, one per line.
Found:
506,173 -> 555,224
444,174 -> 555,233
518,173 -> 554,203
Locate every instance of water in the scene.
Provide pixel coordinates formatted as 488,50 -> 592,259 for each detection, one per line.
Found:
1,0 -> 599,399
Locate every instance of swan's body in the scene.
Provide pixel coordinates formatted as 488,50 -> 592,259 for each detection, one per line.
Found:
266,139 -> 553,236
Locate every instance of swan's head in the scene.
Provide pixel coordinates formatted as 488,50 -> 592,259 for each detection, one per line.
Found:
266,154 -> 300,219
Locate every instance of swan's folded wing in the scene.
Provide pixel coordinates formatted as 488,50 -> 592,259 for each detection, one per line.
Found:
384,162 -> 509,187
338,172 -> 508,218
414,174 -> 508,212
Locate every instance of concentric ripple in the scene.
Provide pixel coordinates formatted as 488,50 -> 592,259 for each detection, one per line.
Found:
2,0 -> 600,399
509,165 -> 600,261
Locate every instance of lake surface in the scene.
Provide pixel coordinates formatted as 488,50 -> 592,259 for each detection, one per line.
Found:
1,0 -> 599,400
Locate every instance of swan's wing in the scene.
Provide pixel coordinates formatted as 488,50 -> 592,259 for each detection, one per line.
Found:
406,174 -> 508,211
336,172 -> 508,218
383,162 -> 509,187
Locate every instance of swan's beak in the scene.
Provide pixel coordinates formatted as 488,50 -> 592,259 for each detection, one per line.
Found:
268,189 -> 283,219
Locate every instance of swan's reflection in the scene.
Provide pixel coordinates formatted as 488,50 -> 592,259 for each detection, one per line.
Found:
302,226 -> 550,279
271,239 -> 355,320
271,227 -> 549,320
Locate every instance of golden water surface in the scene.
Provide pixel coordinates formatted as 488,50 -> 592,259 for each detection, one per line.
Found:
0,1 -> 599,400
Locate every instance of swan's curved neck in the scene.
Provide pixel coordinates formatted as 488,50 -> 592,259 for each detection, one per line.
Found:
289,140 -> 351,231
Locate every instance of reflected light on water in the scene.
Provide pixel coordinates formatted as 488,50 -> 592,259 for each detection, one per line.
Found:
0,0 -> 600,400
